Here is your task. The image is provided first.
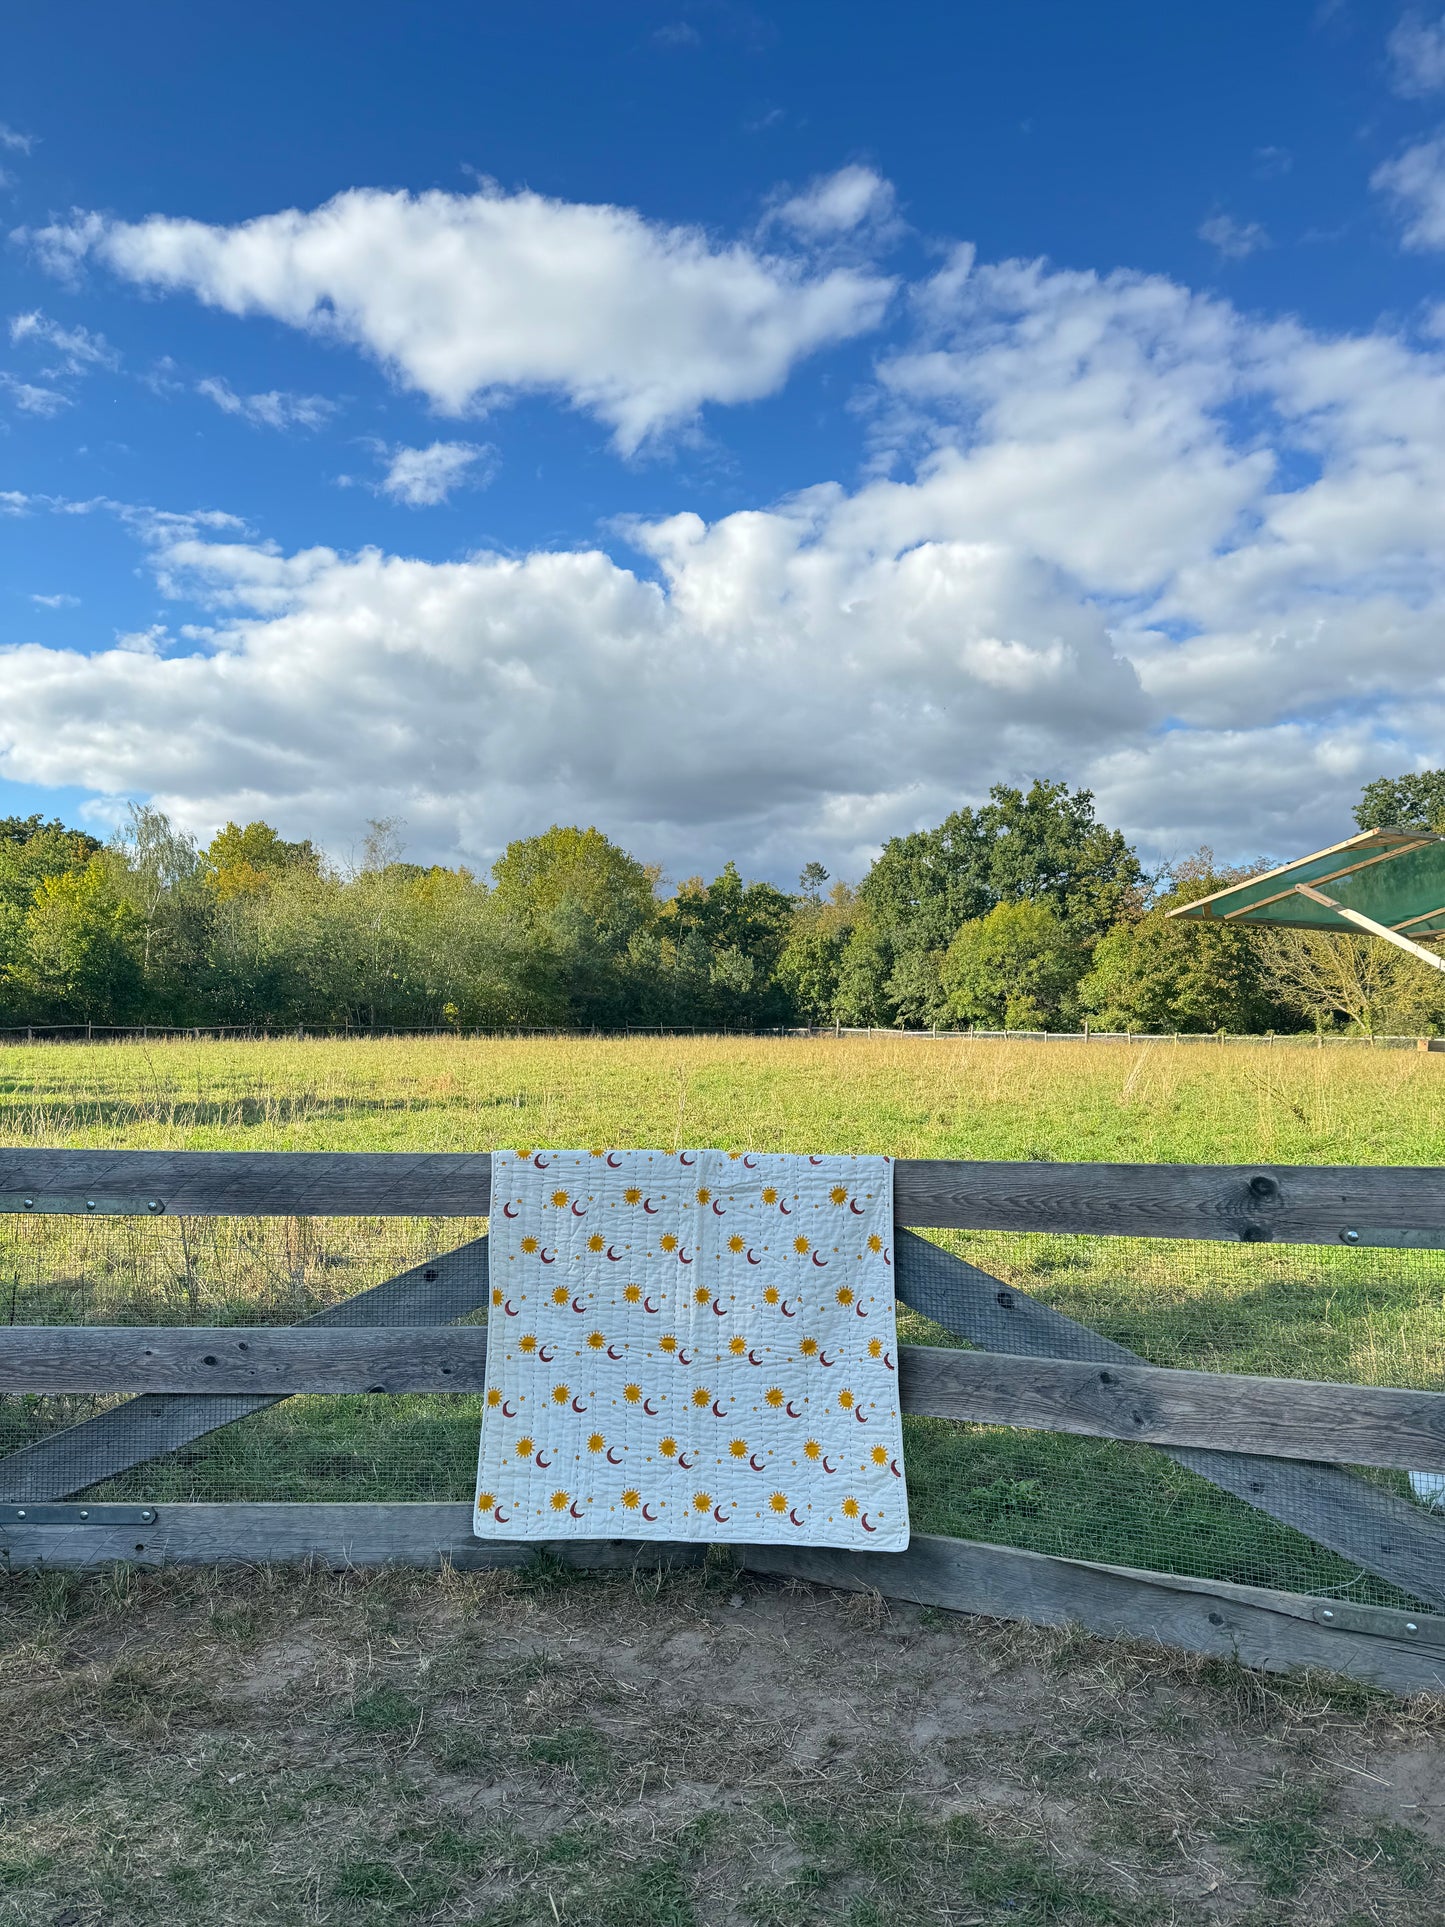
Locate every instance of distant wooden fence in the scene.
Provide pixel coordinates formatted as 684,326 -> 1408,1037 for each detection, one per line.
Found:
2,1153 -> 1445,1695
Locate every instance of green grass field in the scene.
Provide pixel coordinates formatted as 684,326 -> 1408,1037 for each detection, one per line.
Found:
3,1034 -> 1444,1605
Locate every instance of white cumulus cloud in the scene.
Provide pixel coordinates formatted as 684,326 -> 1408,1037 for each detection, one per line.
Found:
774,164 -> 896,238
1374,132 -> 1445,248
376,440 -> 496,506
196,375 -> 334,430
1388,11 -> 1445,95
29,592 -> 79,608
22,182 -> 897,452
1197,212 -> 1269,261
9,310 -> 118,372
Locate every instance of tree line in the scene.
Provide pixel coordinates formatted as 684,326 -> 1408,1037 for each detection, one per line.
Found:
3,770 -> 1444,1036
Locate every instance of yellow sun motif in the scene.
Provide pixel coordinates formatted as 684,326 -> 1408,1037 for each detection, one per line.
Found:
491,1287 -> 503,1307
871,1445 -> 889,1466
761,1186 -> 778,1205
660,1436 -> 678,1456
516,1437 -> 535,1457
765,1386 -> 784,1408
550,1490 -> 570,1512
696,1187 -> 711,1205
692,1492 -> 713,1514
516,1148 -> 533,1161
804,1439 -> 821,1460
624,1284 -> 641,1304
519,1334 -> 538,1354
694,1285 -> 711,1305
659,1334 -> 678,1353
799,1337 -> 818,1357
588,1233 -> 605,1253
588,1433 -> 605,1453
486,1388 -> 502,1408
624,1187 -> 642,1205
587,1330 -> 605,1350
551,1189 -> 569,1208
763,1286 -> 780,1306
551,1383 -> 570,1405
691,1386 -> 711,1408
793,1235 -> 811,1255
768,1492 -> 788,1514
729,1438 -> 748,1458
476,1492 -> 496,1512
551,1285 -> 570,1305
728,1234 -> 746,1254
838,1389 -> 855,1410
520,1236 -> 539,1255
842,1497 -> 861,1520
589,1147 -> 605,1157
621,1489 -> 641,1509
728,1335 -> 747,1356
829,1185 -> 848,1206
867,1337 -> 882,1358
836,1287 -> 855,1307
659,1233 -> 679,1253
623,1383 -> 642,1403
867,1233 -> 883,1253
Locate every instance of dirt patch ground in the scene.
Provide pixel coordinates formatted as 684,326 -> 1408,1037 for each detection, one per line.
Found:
3,1558 -> 1444,1926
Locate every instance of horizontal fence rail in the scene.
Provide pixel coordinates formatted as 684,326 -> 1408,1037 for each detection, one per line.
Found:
5,1325 -> 1445,1475
4,1149 -> 1445,1243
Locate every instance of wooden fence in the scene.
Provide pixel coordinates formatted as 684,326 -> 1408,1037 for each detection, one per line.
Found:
3,1152 -> 1445,1695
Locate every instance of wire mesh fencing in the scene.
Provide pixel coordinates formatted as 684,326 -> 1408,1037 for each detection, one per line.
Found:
2,1213 -> 1441,1609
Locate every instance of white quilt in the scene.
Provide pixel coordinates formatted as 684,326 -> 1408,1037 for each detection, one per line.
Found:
474,1148 -> 908,1550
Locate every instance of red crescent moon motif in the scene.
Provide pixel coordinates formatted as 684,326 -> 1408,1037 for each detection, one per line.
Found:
572,1201 -> 587,1217
780,1302 -> 797,1319
533,1154 -> 551,1169
538,1343 -> 556,1362
571,1297 -> 587,1313
785,1400 -> 802,1418
848,1200 -> 864,1215
811,1252 -> 828,1268
503,1201 -> 519,1218
679,1152 -> 696,1166
823,1456 -> 839,1473
883,1351 -> 895,1371
607,1447 -> 623,1464
819,1350 -> 835,1368
809,1156 -> 824,1166
778,1201 -> 792,1215
607,1247 -> 623,1261
535,1450 -> 552,1468
678,1348 -> 693,1365
713,1505 -> 732,1524
711,1200 -> 725,1216
712,1297 -> 728,1315
883,1247 -> 892,1266
607,1153 -> 622,1167
607,1344 -> 624,1360
644,1296 -> 660,1313
789,1508 -> 805,1525
571,1396 -> 588,1414
504,1300 -> 519,1317
677,1451 -> 694,1469
502,1400 -> 518,1418
750,1454 -> 767,1471
855,1303 -> 869,1317
747,1349 -> 764,1365
711,1399 -> 728,1418
742,1156 -> 757,1168
890,1459 -> 901,1477
746,1250 -> 762,1265
570,1500 -> 584,1518
643,1199 -> 659,1214
861,1514 -> 878,1533
643,1397 -> 659,1415
678,1250 -> 693,1265
493,1507 -> 509,1524
855,1407 -> 869,1423
539,1249 -> 556,1265
642,1503 -> 658,1520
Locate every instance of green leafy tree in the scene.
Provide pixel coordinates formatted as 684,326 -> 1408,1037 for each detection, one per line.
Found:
940,900 -> 1085,1031
492,825 -> 656,942
14,858 -> 143,1021
201,820 -> 321,898
1355,770 -> 1445,833
774,884 -> 859,1024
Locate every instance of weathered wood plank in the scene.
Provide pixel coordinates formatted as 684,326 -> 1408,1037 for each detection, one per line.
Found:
2,1149 -> 1444,1244
894,1230 -> 1445,1613
0,1236 -> 490,1503
2,1504 -> 1439,1693
897,1347 -> 1445,1472
11,1325 -> 1445,1476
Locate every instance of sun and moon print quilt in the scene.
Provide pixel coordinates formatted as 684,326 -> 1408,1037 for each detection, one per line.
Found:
474,1149 -> 908,1551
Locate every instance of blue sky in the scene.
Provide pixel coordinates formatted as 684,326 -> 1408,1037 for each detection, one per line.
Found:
5,0 -> 1445,883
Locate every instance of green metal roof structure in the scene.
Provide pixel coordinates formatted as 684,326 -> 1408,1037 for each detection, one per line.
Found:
1166,827 -> 1445,972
